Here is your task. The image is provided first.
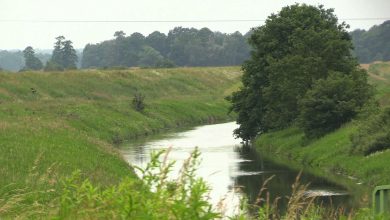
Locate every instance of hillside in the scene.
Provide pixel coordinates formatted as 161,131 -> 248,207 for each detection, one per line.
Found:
0,67 -> 241,194
255,62 -> 390,188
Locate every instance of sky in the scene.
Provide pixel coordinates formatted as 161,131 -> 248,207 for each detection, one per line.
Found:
1,0 -> 389,50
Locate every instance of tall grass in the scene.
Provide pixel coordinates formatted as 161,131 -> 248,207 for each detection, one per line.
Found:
0,67 -> 241,214
1,149 -> 220,219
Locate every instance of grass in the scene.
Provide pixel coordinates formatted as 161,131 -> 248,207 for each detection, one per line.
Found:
0,149 -> 221,219
255,62 -> 390,196
0,67 -> 241,199
368,62 -> 390,106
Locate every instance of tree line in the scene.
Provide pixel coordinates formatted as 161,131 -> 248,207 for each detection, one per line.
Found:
81,27 -> 251,68
0,21 -> 389,71
350,20 -> 390,63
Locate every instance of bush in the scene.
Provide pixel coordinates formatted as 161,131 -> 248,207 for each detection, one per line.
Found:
132,91 -> 145,112
298,71 -> 372,138
156,59 -> 176,68
351,107 -> 390,155
44,60 -> 64,71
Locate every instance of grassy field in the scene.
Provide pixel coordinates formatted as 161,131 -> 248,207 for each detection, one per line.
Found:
0,67 -> 241,195
255,62 -> 390,189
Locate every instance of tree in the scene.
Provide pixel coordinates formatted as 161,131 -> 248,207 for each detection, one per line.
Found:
47,36 -> 78,70
51,36 -> 65,67
138,46 -> 164,67
61,40 -> 78,69
114,30 -> 126,39
228,4 -> 370,142
22,46 -> 43,70
146,31 -> 168,56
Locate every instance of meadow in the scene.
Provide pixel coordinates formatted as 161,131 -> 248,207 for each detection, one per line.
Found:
0,67 -> 241,211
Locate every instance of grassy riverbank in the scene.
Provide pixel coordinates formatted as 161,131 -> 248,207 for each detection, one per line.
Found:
0,67 -> 240,196
255,62 -> 390,189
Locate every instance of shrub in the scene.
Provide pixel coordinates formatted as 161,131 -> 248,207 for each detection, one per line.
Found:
298,71 -> 372,138
132,91 -> 145,112
44,60 -> 64,71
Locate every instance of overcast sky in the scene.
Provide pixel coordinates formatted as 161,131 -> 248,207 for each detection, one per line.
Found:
1,0 -> 389,50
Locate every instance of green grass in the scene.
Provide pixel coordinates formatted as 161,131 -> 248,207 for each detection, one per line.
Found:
368,61 -> 390,106
0,67 -> 241,194
255,62 -> 390,190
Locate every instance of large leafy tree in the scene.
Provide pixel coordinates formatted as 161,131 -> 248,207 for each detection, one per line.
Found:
228,4 -> 371,142
22,46 -> 43,70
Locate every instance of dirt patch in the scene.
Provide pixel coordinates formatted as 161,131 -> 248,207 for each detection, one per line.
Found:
360,63 -> 370,70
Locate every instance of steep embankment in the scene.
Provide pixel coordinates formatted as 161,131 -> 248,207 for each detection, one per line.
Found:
0,67 -> 241,190
255,62 -> 390,187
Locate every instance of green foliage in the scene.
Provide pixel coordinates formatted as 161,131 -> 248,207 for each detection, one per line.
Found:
132,91 -> 145,112
54,149 -> 219,220
351,107 -> 390,155
228,4 -> 370,141
22,46 -> 43,70
48,36 -> 78,70
137,46 -> 165,67
299,71 -> 372,138
1,149 -> 220,219
351,20 -> 390,63
44,60 -> 63,71
82,27 -> 250,68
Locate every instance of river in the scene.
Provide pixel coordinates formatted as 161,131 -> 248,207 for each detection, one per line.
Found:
121,122 -> 359,216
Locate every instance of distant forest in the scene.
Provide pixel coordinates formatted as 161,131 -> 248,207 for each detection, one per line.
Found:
82,27 -> 251,68
0,22 -> 389,71
350,20 -> 390,63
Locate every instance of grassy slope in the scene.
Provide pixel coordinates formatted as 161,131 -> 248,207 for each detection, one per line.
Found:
0,67 -> 241,190
255,62 -> 390,187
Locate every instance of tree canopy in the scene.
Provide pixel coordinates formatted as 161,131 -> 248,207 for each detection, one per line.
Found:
228,4 -> 372,142
350,20 -> 390,63
46,36 -> 78,70
22,46 -> 43,70
81,27 -> 251,68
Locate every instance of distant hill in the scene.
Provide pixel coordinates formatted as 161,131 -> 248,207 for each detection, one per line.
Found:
350,20 -> 390,63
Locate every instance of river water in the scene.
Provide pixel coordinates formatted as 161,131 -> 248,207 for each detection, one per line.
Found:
121,122 -> 358,216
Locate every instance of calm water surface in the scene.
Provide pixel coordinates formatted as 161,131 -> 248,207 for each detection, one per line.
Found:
121,122 -> 359,216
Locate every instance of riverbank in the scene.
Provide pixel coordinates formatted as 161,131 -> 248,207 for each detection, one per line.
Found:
254,62 -> 390,193
0,67 -> 241,194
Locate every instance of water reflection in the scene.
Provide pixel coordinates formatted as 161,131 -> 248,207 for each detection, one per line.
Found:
121,122 -> 354,216
234,147 -> 352,214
